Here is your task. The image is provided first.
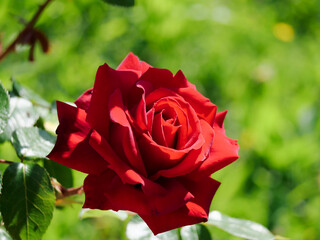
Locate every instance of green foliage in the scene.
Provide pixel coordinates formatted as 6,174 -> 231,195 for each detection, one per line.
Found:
80,209 -> 128,221
12,79 -> 50,109
0,228 -> 13,240
10,79 -> 56,124
43,160 -> 73,188
126,215 -> 180,240
207,211 -> 274,240
0,82 -> 10,134
125,215 -> 154,240
11,127 -> 56,161
0,163 -> 55,240
126,215 -> 213,240
180,224 -> 212,240
0,97 -> 39,142
102,0 -> 134,7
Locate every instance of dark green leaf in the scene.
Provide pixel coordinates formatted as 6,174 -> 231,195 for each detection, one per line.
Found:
0,82 -> 10,134
126,214 -> 179,240
0,163 -> 55,240
0,97 -> 39,142
0,227 -> 13,240
180,224 -> 212,240
207,211 -> 274,240
102,0 -> 134,7
43,160 -> 73,188
11,127 -> 56,161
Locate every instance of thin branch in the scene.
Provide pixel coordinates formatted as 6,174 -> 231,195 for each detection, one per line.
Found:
60,186 -> 84,198
0,159 -> 15,164
0,0 -> 53,62
28,0 -> 53,28
51,178 -> 84,200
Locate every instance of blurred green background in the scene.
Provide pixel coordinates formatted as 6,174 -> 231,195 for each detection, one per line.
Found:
0,0 -> 319,239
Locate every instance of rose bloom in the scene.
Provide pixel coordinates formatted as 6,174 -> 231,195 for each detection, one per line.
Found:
48,53 -> 239,235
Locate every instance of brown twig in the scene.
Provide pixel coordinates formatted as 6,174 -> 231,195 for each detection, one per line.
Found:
0,159 -> 15,164
60,185 -> 84,198
0,0 -> 53,62
51,178 -> 84,200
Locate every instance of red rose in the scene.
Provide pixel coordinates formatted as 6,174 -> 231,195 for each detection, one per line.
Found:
48,53 -> 239,234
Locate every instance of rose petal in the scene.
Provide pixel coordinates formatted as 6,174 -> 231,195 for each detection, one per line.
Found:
162,117 -> 180,148
108,89 -> 147,176
47,101 -> 108,175
89,129 -> 144,186
152,111 -> 167,147
162,107 -> 177,123
146,108 -> 155,133
139,67 -> 189,92
149,147 -> 202,181
83,170 -> 194,216
138,94 -> 206,176
215,110 -> 228,128
174,71 -> 217,126
187,111 -> 239,179
152,97 -> 189,149
138,133 -> 188,175
144,88 -> 203,149
89,129 -> 172,198
150,108 -> 181,148
142,70 -> 217,126
117,52 -> 152,76
127,81 -> 164,133
150,119 -> 213,180
86,63 -> 140,137
128,85 -> 148,131
140,177 -> 221,235
74,88 -> 93,112
144,87 -> 180,108
83,170 -> 115,210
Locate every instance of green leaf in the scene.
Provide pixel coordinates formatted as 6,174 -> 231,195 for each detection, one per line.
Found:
0,97 -> 39,142
11,127 -> 56,161
102,0 -> 134,7
0,82 -> 10,134
126,214 -> 179,240
0,228 -> 13,240
156,230 -> 180,240
207,211 -> 275,240
43,160 -> 73,188
180,224 -> 212,240
11,79 -> 50,109
79,209 -> 128,221
11,79 -> 52,121
41,103 -> 58,133
0,163 -> 55,240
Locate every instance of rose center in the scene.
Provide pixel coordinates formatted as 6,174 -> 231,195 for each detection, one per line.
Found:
146,98 -> 191,149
